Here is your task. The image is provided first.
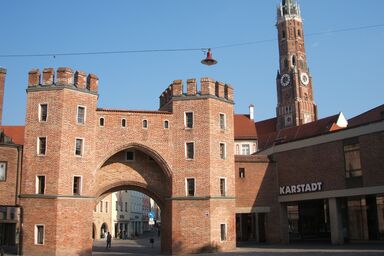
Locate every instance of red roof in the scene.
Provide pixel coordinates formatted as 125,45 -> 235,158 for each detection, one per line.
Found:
257,114 -> 342,150
348,104 -> 384,127
255,117 -> 277,135
234,114 -> 257,139
0,126 -> 25,145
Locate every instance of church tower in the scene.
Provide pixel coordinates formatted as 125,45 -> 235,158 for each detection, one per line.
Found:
276,0 -> 317,130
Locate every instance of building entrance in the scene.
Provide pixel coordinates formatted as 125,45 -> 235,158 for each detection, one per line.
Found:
288,199 -> 330,242
236,213 -> 266,243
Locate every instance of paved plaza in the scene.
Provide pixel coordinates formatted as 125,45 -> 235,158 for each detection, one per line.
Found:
92,231 -> 384,256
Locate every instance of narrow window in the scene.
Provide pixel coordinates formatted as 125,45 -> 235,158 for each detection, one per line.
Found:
142,119 -> 148,128
236,144 -> 240,155
186,178 -> 195,196
0,162 -> 7,181
125,202 -> 128,212
220,143 -> 226,159
239,168 -> 245,178
185,112 -> 193,128
75,138 -> 83,156
219,113 -> 226,130
344,140 -> 362,178
38,137 -> 47,155
35,225 -> 44,245
292,55 -> 296,66
282,30 -> 286,39
99,117 -> 105,127
116,201 -> 118,211
105,202 -> 108,213
121,118 -> 126,127
220,224 -> 227,241
36,176 -> 45,194
39,104 -> 48,122
126,151 -> 135,161
241,144 -> 250,155
100,201 -> 103,212
120,202 -> 123,211
77,106 -> 85,124
298,29 -> 301,37
186,142 -> 194,160
220,178 -> 226,197
164,120 -> 169,129
73,176 -> 82,195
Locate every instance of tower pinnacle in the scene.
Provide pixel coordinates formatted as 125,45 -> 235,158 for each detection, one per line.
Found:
277,0 -> 301,21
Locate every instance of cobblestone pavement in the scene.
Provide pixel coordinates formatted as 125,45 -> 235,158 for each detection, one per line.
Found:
93,232 -> 384,255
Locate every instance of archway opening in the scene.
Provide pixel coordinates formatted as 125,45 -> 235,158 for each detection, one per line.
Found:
91,145 -> 172,254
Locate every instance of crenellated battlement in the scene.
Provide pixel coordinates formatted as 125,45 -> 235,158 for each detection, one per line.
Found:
159,77 -> 234,108
28,67 -> 99,93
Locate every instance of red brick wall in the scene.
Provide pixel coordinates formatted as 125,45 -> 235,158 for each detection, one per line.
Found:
21,70 -> 236,255
0,145 -> 20,205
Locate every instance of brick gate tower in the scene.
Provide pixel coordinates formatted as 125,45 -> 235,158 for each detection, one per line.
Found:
20,68 -> 236,255
276,0 -> 317,130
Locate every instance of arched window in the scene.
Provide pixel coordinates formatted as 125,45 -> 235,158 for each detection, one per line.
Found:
142,119 -> 148,128
298,29 -> 301,37
292,55 -> 296,66
121,118 -> 126,127
99,117 -> 105,127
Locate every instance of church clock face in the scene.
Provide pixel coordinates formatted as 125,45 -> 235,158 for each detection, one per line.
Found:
300,73 -> 309,86
280,74 -> 290,87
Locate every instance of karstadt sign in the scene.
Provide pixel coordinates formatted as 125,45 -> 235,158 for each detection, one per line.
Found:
279,182 -> 323,195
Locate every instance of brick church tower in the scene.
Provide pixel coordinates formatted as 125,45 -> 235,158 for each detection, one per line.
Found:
276,0 -> 317,130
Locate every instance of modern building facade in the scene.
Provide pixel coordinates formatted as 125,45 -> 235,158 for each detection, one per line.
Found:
0,1 -> 383,255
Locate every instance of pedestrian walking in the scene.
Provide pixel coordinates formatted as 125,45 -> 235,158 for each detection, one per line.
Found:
106,232 -> 112,249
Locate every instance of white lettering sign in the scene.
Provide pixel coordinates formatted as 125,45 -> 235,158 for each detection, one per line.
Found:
279,182 -> 323,195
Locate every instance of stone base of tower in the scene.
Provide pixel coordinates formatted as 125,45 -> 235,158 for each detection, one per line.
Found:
20,197 -> 94,256
170,199 -> 236,254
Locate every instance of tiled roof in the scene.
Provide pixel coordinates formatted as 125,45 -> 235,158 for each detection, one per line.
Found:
234,114 -> 257,140
348,104 -> 384,127
0,126 -> 25,145
257,114 -> 343,151
255,117 -> 277,135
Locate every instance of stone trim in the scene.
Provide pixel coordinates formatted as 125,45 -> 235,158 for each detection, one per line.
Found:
19,194 -> 96,200
26,85 -> 98,96
167,196 -> 236,201
236,206 -> 271,213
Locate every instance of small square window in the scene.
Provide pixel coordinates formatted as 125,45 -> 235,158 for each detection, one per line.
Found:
185,112 -> 193,128
35,225 -> 45,245
164,120 -> 169,129
39,104 -> 48,122
186,142 -> 194,160
36,176 -> 45,194
38,137 -> 47,156
75,138 -> 83,156
143,119 -> 148,128
186,178 -> 195,196
99,117 -> 105,127
219,113 -> 226,130
121,118 -> 126,127
239,168 -> 245,178
73,176 -> 82,195
220,224 -> 227,241
77,106 -> 85,124
126,151 -> 135,161
0,162 -> 7,181
220,143 -> 226,159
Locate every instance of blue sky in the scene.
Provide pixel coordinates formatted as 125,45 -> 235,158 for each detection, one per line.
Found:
1,0 -> 383,125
